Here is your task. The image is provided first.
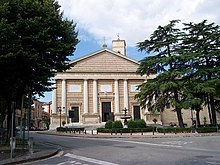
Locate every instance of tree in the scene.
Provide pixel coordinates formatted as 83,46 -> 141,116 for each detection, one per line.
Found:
136,20 -> 220,128
136,20 -> 187,128
0,0 -> 78,137
181,20 -> 220,125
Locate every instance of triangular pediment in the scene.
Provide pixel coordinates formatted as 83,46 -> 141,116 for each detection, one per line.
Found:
67,49 -> 139,73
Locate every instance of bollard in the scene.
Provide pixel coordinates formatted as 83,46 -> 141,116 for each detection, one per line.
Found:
28,137 -> 34,154
91,130 -> 93,135
130,130 -> 132,135
10,137 -> 16,158
141,129 -> 143,135
164,129 -> 165,135
120,130 -> 122,135
153,127 -> 155,135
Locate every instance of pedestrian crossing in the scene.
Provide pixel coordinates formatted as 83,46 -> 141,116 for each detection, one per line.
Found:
56,153 -> 118,165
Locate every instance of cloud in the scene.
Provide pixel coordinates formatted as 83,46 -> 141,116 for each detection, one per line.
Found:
57,0 -> 220,47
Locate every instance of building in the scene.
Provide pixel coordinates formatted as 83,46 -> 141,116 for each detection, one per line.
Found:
49,38 -> 154,130
49,38 -> 220,130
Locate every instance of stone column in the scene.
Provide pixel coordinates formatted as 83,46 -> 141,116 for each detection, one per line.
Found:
61,79 -> 66,113
84,79 -> 88,113
123,79 -> 129,109
93,79 -> 98,113
114,79 -> 119,113
52,79 -> 57,114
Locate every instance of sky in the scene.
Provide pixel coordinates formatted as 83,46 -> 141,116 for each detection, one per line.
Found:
39,0 -> 220,102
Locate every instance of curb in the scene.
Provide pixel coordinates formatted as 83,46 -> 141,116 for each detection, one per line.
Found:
38,131 -> 220,139
0,149 -> 61,165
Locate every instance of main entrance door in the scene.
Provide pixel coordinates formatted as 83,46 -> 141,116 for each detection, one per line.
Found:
102,102 -> 111,122
69,107 -> 79,122
133,106 -> 141,120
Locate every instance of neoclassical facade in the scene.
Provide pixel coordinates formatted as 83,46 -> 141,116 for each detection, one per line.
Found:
49,38 -> 219,130
49,39 -> 154,129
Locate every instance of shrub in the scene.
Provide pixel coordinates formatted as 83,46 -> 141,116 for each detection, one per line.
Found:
136,119 -> 147,128
196,127 -> 218,133
105,120 -> 113,129
128,119 -> 137,128
157,127 -> 191,133
97,127 -> 155,133
112,120 -> 123,129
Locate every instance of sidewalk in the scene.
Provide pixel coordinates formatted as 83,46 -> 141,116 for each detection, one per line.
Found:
0,140 -> 60,165
1,130 -> 219,165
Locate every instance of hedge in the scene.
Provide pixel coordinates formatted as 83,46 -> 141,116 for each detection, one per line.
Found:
157,127 -> 191,133
97,127 -> 155,133
196,127 -> 218,133
56,127 -> 84,132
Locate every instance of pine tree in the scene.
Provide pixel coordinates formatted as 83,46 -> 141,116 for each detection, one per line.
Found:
136,20 -> 186,128
181,20 -> 220,125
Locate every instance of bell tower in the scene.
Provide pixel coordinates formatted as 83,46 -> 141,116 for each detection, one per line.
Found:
112,35 -> 126,56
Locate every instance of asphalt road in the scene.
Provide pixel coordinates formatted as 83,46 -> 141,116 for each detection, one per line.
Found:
25,132 -> 220,165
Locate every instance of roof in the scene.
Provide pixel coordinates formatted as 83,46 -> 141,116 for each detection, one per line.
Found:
66,48 -> 140,73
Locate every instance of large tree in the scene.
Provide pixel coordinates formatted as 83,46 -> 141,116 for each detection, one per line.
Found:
136,20 -> 220,127
181,20 -> 220,125
136,20 -> 186,128
0,0 -> 78,135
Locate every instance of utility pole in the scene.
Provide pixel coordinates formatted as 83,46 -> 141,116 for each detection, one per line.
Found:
28,91 -> 32,139
10,101 -> 16,158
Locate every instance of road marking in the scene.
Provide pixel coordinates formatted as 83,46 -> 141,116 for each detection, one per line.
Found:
106,139 -> 183,148
56,160 -> 89,165
161,141 -> 193,145
64,153 -> 119,165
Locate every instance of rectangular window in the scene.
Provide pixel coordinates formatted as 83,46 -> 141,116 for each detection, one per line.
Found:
69,84 -> 81,92
131,84 -> 139,92
100,85 -> 112,92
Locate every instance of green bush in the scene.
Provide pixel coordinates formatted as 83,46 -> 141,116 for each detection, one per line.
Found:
196,127 -> 218,133
112,120 -> 123,129
56,127 -> 84,132
128,119 -> 137,128
136,119 -> 147,128
97,127 -> 155,133
105,120 -> 113,129
157,127 -> 191,133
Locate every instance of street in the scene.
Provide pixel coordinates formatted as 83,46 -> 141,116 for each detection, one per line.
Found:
25,132 -> 220,165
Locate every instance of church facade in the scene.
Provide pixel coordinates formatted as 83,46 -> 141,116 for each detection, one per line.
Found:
49,38 -> 217,130
50,39 -> 153,129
